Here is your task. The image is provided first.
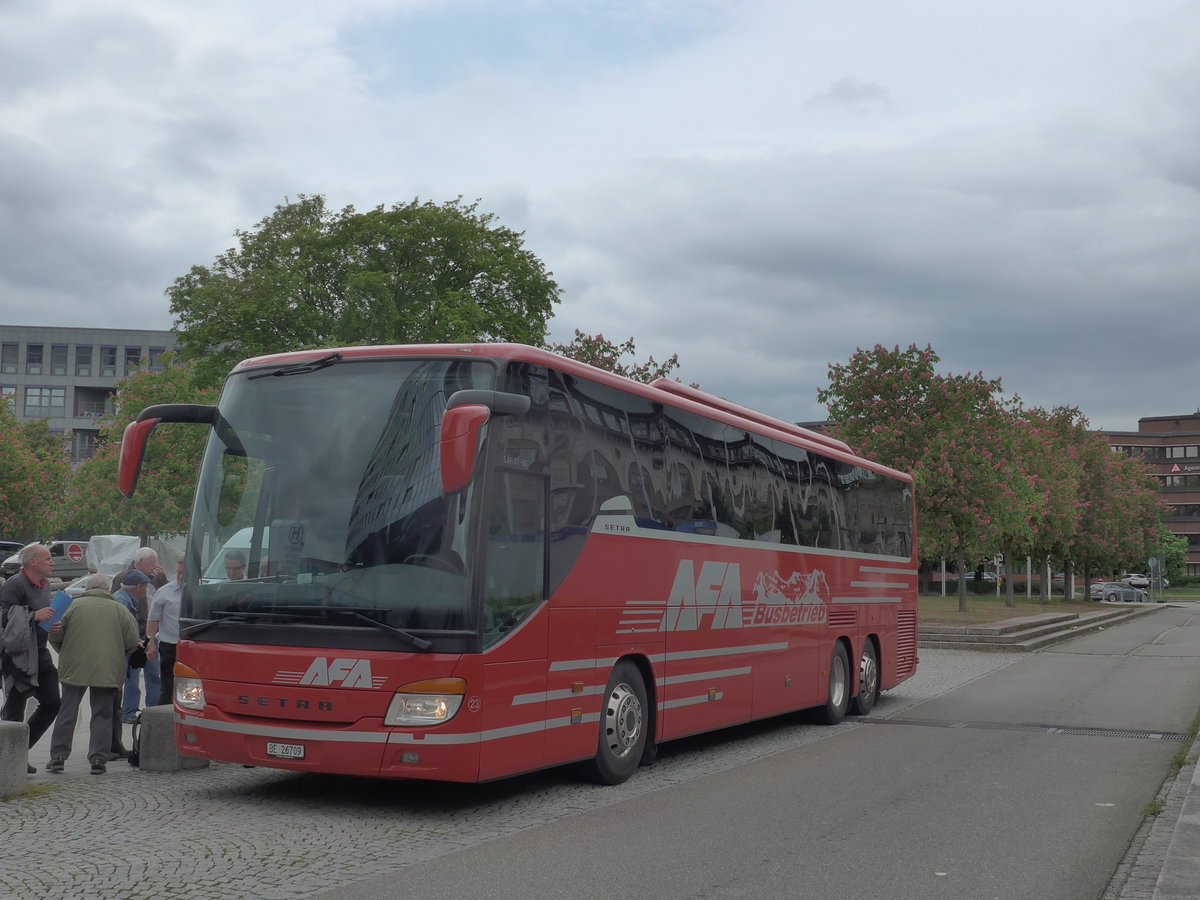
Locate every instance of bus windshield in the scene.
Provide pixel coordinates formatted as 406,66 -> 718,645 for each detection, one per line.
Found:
186,357 -> 495,647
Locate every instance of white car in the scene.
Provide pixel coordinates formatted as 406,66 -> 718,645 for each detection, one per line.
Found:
1121,573 -> 1150,589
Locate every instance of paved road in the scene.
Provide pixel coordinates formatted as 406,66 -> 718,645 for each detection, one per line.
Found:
1,606 -> 1197,899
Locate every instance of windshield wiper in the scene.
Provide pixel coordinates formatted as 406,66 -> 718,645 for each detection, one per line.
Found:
248,352 -> 342,380
335,609 -> 433,652
182,606 -> 433,652
182,611 -> 252,637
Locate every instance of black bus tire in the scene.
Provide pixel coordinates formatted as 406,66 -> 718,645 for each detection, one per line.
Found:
816,642 -> 850,725
848,640 -> 878,717
582,661 -> 648,785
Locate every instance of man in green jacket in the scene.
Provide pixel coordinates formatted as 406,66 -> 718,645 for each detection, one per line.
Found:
46,574 -> 139,775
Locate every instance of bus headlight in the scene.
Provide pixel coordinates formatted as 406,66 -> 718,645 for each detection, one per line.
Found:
174,662 -> 205,711
384,678 -> 467,726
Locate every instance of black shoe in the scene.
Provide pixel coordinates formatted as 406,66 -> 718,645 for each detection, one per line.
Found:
106,748 -> 130,761
89,759 -> 106,775
26,764 -> 36,774
46,758 -> 64,774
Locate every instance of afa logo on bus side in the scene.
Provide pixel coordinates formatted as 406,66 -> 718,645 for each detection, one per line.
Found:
659,560 -> 829,632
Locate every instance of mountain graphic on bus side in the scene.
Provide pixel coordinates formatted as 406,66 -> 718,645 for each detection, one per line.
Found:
753,569 -> 829,606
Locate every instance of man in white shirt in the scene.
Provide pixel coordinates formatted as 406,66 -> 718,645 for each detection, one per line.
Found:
146,560 -> 183,707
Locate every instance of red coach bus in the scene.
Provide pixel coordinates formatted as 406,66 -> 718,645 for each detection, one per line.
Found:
118,343 -> 917,784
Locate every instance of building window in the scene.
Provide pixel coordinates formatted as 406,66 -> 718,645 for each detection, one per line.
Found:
73,430 -> 98,462
148,347 -> 166,371
51,344 -> 68,376
76,345 -> 93,376
24,386 -> 66,418
26,343 -> 43,375
1,344 -> 17,375
100,346 -> 117,377
124,346 -> 141,375
1,385 -> 15,409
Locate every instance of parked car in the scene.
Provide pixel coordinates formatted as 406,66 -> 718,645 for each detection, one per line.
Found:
0,540 -> 90,581
1091,581 -> 1148,603
1121,573 -> 1150,589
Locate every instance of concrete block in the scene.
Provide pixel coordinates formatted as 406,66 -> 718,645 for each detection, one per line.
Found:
0,721 -> 30,798
138,705 -> 209,772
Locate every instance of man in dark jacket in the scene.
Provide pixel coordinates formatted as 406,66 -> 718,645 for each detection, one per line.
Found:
46,574 -> 139,774
0,543 -> 61,774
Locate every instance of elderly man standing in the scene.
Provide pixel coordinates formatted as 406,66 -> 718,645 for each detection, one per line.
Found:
1,543 -> 62,774
113,563 -> 160,723
46,574 -> 139,775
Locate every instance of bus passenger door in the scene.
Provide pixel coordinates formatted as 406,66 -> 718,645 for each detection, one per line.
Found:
478,462 -> 550,781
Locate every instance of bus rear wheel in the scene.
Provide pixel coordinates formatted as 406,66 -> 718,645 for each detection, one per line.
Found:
815,643 -> 850,725
583,661 -> 648,785
848,641 -> 878,716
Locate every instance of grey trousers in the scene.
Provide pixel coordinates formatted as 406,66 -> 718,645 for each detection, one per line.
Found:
49,684 -> 117,763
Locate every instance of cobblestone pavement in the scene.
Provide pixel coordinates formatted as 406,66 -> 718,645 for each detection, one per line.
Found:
0,648 -> 1175,900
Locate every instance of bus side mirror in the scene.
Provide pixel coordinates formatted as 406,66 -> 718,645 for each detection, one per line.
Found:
440,405 -> 490,494
439,390 -> 530,495
118,403 -> 218,497
118,418 -> 160,497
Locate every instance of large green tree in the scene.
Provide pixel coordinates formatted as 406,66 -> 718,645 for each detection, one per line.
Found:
0,397 -> 70,540
59,355 -> 218,540
169,195 -> 562,386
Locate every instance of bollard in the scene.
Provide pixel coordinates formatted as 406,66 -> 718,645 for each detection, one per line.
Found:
0,721 -> 31,798
138,705 -> 209,772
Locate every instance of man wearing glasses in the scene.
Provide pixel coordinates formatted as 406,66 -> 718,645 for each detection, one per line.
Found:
223,550 -> 247,581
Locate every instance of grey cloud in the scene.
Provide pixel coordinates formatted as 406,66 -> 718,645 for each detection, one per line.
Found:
806,78 -> 891,111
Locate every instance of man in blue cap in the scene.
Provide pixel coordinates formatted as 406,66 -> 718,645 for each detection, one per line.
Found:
111,569 -> 154,748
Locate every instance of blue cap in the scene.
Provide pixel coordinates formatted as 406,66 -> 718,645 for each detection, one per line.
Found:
121,570 -> 151,585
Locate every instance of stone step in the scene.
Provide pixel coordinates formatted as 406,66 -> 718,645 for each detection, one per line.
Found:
918,604 -> 1166,652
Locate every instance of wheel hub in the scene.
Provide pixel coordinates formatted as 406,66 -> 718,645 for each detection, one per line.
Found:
604,683 -> 643,759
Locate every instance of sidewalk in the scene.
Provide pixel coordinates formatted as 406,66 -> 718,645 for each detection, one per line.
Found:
1140,754 -> 1200,899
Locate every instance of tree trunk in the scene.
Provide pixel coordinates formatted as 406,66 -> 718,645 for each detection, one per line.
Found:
1064,559 -> 1075,600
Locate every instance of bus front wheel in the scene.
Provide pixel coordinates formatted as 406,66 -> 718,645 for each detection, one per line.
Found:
848,641 -> 878,716
816,643 -> 850,725
583,661 -> 648,785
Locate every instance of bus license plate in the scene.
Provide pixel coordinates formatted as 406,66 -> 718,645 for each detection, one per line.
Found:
266,742 -> 305,760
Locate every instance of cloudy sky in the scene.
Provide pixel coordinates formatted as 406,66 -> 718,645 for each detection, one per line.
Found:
2,0 -> 1197,431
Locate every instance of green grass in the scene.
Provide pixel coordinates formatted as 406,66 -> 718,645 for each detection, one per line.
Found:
920,592 -> 1099,625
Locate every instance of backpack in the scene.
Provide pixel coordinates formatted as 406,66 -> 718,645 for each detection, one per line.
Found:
128,712 -> 143,767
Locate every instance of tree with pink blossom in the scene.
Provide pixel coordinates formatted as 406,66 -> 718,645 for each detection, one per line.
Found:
0,396 -> 70,540
58,354 -> 218,540
818,344 -> 1023,611
546,330 -> 690,384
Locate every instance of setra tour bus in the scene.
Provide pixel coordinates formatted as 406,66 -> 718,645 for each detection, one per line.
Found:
118,343 -> 917,785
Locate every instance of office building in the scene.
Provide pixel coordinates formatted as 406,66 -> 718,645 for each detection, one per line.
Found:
1,324 -> 177,463
1104,414 -> 1200,578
